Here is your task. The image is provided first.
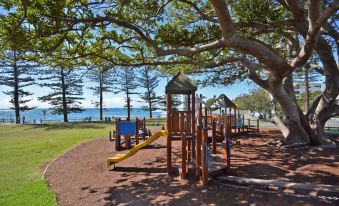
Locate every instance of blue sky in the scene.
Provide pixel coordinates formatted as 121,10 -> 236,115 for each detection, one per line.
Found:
0,74 -> 253,109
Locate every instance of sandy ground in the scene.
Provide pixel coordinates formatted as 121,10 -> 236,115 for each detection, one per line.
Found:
44,129 -> 339,206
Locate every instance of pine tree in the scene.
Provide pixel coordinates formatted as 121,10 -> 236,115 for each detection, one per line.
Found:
137,67 -> 161,118
159,94 -> 182,111
39,67 -> 84,122
114,67 -> 139,120
0,50 -> 38,124
294,65 -> 321,112
87,67 -> 116,120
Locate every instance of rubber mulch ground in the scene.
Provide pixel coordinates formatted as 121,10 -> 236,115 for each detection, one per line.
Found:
44,128 -> 339,206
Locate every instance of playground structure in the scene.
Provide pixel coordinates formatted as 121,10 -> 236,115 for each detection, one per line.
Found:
111,117 -> 152,151
108,98 -> 152,151
203,94 -> 259,147
165,72 -> 230,184
107,72 -> 260,185
107,130 -> 166,167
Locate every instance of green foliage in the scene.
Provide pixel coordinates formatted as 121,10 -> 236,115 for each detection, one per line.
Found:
114,67 -> 139,108
234,88 -> 271,118
38,67 -> 84,117
0,50 -> 41,123
137,67 -> 161,118
231,0 -> 286,24
159,94 -> 182,111
297,91 -> 322,112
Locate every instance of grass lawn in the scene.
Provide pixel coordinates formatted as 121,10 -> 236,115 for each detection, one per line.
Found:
0,122 -> 114,206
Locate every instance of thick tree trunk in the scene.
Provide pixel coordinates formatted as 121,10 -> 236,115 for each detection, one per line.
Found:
306,38 -> 339,145
308,94 -> 338,145
268,78 -> 310,145
61,68 -> 68,122
304,68 -> 310,112
13,50 -> 20,124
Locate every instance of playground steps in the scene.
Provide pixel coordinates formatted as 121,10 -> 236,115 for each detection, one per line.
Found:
176,153 -> 226,180
207,153 -> 227,178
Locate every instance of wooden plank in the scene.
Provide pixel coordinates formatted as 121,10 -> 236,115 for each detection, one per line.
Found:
196,126 -> 202,177
216,176 -> 339,192
166,92 -> 172,174
212,121 -> 216,154
207,153 -> 226,178
201,128 -> 208,185
181,134 -> 187,179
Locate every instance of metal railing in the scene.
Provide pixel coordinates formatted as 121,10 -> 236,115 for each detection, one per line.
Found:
325,118 -> 339,134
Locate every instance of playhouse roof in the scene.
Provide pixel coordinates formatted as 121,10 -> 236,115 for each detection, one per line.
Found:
165,72 -> 197,94
206,94 -> 237,109
218,94 -> 237,108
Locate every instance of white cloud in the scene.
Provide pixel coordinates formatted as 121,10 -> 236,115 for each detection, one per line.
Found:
0,96 -> 51,109
26,98 -> 50,108
102,96 -> 144,108
0,96 -> 11,109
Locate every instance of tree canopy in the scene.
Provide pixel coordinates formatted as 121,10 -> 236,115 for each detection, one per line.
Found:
0,0 -> 338,146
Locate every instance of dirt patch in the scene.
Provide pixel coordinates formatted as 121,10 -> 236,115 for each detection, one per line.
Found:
45,128 -> 339,205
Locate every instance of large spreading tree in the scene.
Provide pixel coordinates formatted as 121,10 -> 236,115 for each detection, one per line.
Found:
1,0 -> 338,146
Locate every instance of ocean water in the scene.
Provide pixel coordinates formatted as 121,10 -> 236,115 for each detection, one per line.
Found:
0,108 -> 165,122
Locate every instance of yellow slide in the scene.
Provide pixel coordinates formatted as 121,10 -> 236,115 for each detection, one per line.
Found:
107,130 -> 167,166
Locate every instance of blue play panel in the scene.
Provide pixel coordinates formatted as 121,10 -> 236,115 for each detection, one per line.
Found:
117,122 -> 136,136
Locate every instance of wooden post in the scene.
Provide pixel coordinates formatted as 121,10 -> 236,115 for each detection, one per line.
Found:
202,128 -> 208,185
115,124 -> 120,151
125,135 -> 131,149
242,115 -> 245,132
212,120 -> 216,154
143,117 -> 146,140
204,107 -> 208,126
109,131 -> 112,141
191,91 -> 196,160
233,108 -> 236,134
182,134 -> 187,179
248,119 -> 250,132
196,126 -> 202,176
226,137 -> 231,170
198,94 -> 203,125
135,118 -> 139,145
166,92 -> 172,174
257,119 -> 260,132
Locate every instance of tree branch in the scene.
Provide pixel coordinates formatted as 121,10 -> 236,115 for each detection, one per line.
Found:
0,1 -> 27,50
156,39 -> 225,56
308,63 -> 324,75
210,0 -> 289,74
178,0 -> 218,23
239,58 -> 269,89
288,1 -> 339,68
